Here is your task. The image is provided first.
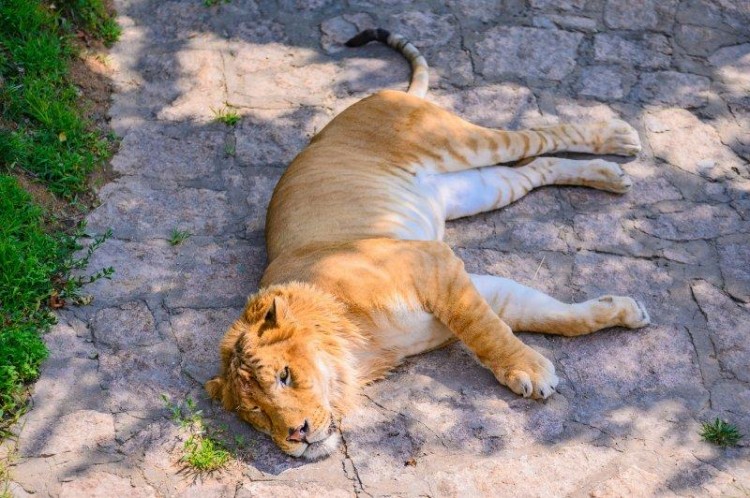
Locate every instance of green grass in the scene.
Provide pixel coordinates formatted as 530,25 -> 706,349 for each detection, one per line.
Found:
57,0 -> 122,47
0,177 -> 113,434
212,107 -> 241,126
701,418 -> 743,447
162,396 -> 232,472
182,435 -> 231,471
0,0 -> 119,438
203,0 -> 231,7
0,0 -> 119,199
168,228 -> 192,246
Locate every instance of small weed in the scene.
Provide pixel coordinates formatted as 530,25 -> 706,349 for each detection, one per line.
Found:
234,434 -> 246,449
700,418 -> 743,447
57,225 -> 115,302
204,0 -> 231,7
212,107 -> 241,126
168,228 -> 192,246
182,435 -> 231,471
162,395 -> 232,472
224,143 -> 236,157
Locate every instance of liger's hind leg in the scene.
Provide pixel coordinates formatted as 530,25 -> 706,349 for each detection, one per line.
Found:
431,156 -> 633,220
433,119 -> 642,172
470,274 -> 650,336
405,102 -> 641,173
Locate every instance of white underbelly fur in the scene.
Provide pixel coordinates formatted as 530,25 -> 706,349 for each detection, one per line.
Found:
370,299 -> 453,358
384,172 -> 446,241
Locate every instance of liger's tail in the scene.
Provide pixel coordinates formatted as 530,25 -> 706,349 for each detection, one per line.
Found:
345,28 -> 430,98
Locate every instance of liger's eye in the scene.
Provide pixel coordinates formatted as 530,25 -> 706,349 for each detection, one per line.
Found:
279,366 -> 291,386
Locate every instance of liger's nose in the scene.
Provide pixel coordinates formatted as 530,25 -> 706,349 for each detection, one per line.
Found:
287,420 -> 309,442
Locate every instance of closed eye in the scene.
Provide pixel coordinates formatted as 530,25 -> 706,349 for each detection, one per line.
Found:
279,366 -> 291,386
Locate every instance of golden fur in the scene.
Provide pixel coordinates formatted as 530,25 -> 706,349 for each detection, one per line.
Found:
206,30 -> 649,458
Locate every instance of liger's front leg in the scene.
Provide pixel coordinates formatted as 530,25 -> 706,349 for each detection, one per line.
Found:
418,242 -> 559,399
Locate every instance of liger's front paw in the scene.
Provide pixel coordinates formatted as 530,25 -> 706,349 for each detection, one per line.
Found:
493,346 -> 559,400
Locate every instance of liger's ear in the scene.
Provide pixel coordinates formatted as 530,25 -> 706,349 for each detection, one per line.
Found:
205,376 -> 225,401
260,296 -> 290,335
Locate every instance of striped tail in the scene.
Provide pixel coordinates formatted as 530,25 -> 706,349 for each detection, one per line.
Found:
345,28 -> 430,98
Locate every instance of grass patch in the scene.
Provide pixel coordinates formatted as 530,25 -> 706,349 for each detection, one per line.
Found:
0,0 -> 119,199
162,395 -> 233,472
1,0 -> 119,437
0,177 -> 113,434
182,435 -> 231,471
212,106 -> 241,126
57,0 -> 122,47
168,228 -> 192,246
701,418 -> 743,447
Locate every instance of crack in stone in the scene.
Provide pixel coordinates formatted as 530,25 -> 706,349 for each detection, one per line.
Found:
338,427 -> 370,497
361,393 -> 448,449
683,326 -> 713,410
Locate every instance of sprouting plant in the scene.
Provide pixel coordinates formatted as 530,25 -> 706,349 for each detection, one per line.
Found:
169,228 -> 192,246
212,107 -> 241,126
161,395 -> 232,472
700,418 -> 743,447
182,435 -> 230,471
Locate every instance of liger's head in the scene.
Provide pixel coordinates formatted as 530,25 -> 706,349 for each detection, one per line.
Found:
205,283 -> 362,458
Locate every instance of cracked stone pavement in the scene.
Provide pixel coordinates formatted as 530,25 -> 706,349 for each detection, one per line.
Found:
5,0 -> 750,496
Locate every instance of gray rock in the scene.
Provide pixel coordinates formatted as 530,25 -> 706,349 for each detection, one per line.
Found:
91,301 -> 160,351
544,14 -> 599,32
170,307 -> 242,382
634,203 -> 743,241
646,108 -> 746,180
320,13 -> 375,54
529,0 -> 587,10
59,473 -> 157,498
476,27 -> 583,82
573,212 -> 650,257
634,71 -> 711,108
709,43 -> 750,103
385,11 -> 457,48
19,410 -> 116,457
578,66 -> 627,100
110,126 -> 224,181
594,33 -> 671,69
237,483 -> 351,497
675,24 -> 737,57
691,280 -> 750,382
87,179 -> 239,240
717,234 -> 750,302
235,107 -> 329,167
434,83 -> 542,129
603,0 -> 676,30
180,483 -> 235,498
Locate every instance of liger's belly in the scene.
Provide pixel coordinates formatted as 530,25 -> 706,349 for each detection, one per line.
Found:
369,306 -> 454,358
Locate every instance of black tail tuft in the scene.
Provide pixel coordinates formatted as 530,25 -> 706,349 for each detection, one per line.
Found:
344,28 -> 391,47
